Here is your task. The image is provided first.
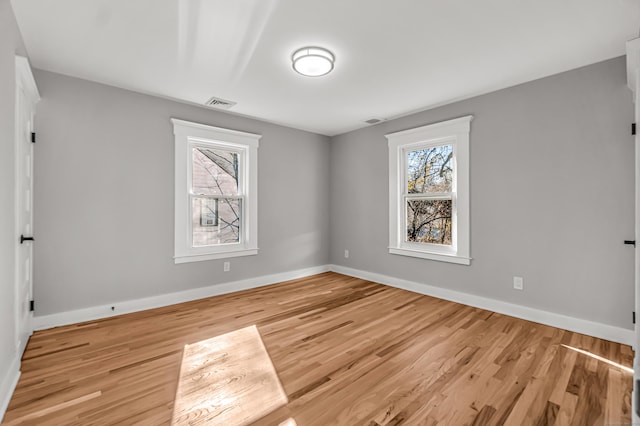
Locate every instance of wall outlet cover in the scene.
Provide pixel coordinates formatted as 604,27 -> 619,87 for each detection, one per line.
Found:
513,276 -> 524,290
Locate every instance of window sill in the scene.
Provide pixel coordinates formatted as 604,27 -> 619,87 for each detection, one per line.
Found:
174,248 -> 258,264
389,247 -> 471,265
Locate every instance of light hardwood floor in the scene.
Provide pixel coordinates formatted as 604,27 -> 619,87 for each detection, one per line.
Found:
3,272 -> 634,425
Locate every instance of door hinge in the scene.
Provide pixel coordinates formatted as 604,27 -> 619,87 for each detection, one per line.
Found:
31,132 -> 36,143
633,123 -> 637,136
633,311 -> 636,324
29,300 -> 34,312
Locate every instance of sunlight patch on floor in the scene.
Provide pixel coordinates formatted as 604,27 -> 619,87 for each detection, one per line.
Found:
561,344 -> 633,374
171,325 -> 288,425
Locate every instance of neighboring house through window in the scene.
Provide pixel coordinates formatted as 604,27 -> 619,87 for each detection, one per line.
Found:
172,119 -> 260,263
386,116 -> 472,265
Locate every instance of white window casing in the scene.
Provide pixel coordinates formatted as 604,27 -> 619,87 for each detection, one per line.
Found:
172,119 -> 260,263
387,115 -> 472,265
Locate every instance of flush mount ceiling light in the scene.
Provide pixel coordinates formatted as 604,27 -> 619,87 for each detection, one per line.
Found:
291,47 -> 335,77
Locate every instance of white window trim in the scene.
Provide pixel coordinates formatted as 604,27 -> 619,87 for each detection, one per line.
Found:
172,119 -> 260,263
387,115 -> 472,265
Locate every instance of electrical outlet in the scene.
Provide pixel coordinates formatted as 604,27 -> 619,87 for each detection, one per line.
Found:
344,249 -> 349,259
513,276 -> 524,290
224,261 -> 230,272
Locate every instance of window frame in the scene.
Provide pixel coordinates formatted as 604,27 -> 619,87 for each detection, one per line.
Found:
172,119 -> 260,264
387,116 -> 472,265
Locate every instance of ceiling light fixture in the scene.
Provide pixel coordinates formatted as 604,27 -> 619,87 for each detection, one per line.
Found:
291,47 -> 334,77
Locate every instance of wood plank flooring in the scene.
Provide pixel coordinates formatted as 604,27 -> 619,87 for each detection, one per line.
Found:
2,272 -> 634,425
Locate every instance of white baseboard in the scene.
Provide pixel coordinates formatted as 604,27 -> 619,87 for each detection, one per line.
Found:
33,265 -> 330,330
329,264 -> 635,346
0,356 -> 20,423
32,263 -> 634,347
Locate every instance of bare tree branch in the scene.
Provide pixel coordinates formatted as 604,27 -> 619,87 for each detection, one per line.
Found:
197,148 -> 238,183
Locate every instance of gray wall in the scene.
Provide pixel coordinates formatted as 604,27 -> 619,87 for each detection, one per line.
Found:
330,56 -> 635,330
30,54 -> 635,333
33,70 -> 330,315
0,0 -> 28,409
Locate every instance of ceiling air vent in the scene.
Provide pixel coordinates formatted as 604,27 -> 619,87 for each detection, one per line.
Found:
205,96 -> 237,110
365,118 -> 382,124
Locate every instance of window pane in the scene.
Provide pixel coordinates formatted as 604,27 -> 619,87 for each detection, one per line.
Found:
406,199 -> 452,245
192,147 -> 239,196
407,145 -> 453,193
192,197 -> 241,246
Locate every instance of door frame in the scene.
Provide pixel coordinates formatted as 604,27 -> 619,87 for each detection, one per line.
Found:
626,38 -> 640,422
14,55 -> 39,356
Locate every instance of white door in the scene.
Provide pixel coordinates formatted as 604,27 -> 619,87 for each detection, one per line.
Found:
627,38 -> 640,422
14,56 -> 39,355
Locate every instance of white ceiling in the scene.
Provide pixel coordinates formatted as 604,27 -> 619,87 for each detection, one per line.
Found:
11,0 -> 640,136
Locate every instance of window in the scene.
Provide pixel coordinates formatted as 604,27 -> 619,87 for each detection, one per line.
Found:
172,119 -> 260,263
387,116 -> 472,265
